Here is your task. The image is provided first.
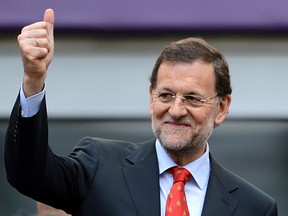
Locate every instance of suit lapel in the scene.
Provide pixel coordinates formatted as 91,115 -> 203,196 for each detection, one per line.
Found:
122,139 -> 160,216
122,144 -> 240,216
201,155 -> 238,216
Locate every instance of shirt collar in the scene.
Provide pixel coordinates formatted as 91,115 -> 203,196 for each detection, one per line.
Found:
155,139 -> 210,190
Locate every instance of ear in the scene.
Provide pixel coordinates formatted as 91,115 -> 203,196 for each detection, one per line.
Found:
214,94 -> 231,126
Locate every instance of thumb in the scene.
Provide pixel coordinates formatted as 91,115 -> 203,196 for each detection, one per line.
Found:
43,8 -> 54,36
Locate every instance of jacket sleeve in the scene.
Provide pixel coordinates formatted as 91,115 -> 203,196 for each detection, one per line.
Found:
5,94 -> 49,188
4,95 -> 99,213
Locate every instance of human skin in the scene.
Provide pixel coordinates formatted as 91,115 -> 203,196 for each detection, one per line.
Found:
150,61 -> 231,166
37,202 -> 71,216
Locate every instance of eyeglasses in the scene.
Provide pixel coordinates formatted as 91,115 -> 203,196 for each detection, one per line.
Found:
153,91 -> 218,108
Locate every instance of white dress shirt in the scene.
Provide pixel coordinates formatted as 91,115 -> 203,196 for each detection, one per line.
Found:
156,140 -> 210,216
20,85 -> 45,118
19,86 -> 211,216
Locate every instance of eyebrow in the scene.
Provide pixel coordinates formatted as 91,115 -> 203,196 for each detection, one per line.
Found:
160,87 -> 203,97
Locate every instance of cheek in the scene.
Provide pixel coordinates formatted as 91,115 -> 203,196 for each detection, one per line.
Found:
149,102 -> 153,115
149,97 -> 155,115
150,103 -> 168,118
192,108 -> 216,125
188,109 -> 204,121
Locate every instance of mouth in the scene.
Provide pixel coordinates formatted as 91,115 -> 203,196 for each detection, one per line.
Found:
164,121 -> 191,128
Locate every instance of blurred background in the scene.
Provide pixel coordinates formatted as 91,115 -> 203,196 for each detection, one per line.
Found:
1,0 -> 287,215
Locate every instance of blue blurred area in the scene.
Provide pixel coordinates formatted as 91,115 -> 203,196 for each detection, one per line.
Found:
1,0 -> 288,31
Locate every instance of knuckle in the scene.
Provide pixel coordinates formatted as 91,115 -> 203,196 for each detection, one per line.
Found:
21,26 -> 28,33
39,29 -> 49,37
21,46 -> 33,56
17,33 -> 25,42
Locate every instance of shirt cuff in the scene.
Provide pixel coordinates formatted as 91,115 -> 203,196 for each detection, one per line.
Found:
20,84 -> 46,117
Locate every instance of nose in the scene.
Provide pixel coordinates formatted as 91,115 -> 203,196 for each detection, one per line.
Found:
168,97 -> 188,118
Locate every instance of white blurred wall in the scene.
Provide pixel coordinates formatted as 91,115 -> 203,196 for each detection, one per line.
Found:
1,35 -> 288,118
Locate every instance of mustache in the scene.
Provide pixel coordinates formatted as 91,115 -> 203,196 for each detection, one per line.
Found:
162,116 -> 192,126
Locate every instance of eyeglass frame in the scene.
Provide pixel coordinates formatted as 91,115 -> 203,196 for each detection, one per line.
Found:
152,91 -> 219,108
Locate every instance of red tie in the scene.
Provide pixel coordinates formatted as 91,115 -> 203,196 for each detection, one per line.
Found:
166,167 -> 192,216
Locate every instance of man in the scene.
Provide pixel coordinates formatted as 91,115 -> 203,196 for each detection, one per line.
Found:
5,8 -> 277,216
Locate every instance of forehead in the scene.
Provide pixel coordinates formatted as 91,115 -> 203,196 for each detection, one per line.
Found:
156,61 -> 216,94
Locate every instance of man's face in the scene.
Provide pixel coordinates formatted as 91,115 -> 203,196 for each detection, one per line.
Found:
150,61 -> 224,159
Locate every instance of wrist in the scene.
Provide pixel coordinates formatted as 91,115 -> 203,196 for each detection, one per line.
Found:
23,75 -> 46,98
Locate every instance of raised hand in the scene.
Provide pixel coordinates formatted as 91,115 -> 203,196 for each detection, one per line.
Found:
18,8 -> 55,97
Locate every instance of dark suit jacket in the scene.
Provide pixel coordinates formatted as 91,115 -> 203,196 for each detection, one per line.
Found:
5,96 -> 277,216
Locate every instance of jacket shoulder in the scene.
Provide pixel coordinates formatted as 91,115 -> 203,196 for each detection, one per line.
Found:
208,155 -> 277,215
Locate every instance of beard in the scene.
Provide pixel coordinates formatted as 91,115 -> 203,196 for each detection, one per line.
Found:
151,113 -> 215,157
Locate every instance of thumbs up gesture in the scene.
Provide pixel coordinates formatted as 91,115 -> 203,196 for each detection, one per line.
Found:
18,9 -> 55,97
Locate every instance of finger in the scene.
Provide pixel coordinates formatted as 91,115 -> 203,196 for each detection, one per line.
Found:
21,8 -> 54,34
20,28 -> 49,39
18,34 -> 50,58
43,9 -> 54,40
21,43 -> 49,60
21,21 -> 48,33
32,47 -> 49,60
44,8 -> 55,26
34,38 -> 50,51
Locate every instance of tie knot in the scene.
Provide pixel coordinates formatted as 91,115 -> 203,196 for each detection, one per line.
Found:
170,167 -> 191,184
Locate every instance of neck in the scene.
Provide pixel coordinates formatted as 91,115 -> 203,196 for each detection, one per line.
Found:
165,145 -> 206,166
